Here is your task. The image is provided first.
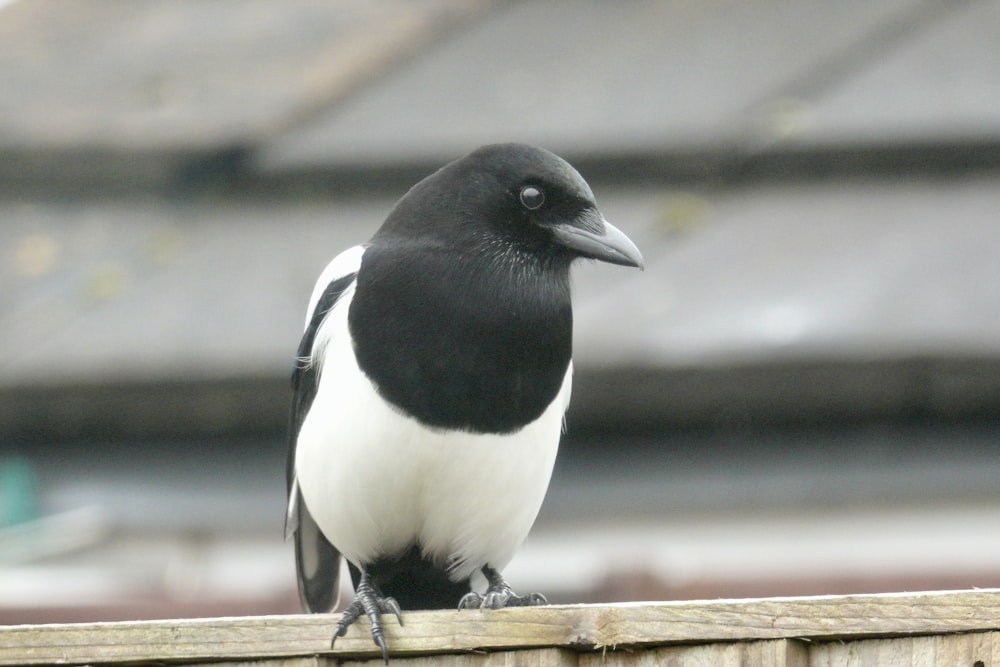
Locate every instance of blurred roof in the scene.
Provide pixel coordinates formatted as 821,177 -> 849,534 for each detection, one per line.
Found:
2,0 -> 1000,622
3,0 -> 1000,437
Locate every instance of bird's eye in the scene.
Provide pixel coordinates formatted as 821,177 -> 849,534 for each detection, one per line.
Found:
519,185 -> 545,210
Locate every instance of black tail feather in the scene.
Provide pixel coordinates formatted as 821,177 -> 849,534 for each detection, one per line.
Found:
294,491 -> 342,613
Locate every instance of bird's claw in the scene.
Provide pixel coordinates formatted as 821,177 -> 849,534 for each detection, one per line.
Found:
457,565 -> 548,610
330,571 -> 402,664
457,590 -> 482,610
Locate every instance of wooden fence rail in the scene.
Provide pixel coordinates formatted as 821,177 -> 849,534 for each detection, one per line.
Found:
2,589 -> 999,665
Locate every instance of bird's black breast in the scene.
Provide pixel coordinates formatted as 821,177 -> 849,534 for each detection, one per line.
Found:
349,244 -> 572,434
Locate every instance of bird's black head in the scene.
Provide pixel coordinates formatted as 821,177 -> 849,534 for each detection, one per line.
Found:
375,143 -> 644,273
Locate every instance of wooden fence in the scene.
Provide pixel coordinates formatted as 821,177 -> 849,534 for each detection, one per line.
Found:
2,589 -> 998,665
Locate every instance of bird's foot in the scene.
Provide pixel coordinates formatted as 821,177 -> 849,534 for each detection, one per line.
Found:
330,570 -> 402,664
457,565 -> 548,610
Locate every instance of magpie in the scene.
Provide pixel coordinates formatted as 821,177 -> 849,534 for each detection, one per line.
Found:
285,143 -> 643,661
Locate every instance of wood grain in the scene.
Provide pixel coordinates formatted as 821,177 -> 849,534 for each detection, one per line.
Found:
2,589 -> 999,665
809,631 -> 999,667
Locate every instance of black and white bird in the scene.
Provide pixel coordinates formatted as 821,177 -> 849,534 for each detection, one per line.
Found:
285,143 -> 642,661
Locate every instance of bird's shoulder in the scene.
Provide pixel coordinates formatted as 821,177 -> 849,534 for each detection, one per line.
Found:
303,244 -> 367,330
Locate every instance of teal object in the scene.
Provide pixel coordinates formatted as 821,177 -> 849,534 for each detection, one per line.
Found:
0,456 -> 39,527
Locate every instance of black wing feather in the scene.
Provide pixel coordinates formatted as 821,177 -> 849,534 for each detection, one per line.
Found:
287,272 -> 357,613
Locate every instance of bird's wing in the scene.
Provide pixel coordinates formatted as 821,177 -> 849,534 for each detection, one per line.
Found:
286,245 -> 365,613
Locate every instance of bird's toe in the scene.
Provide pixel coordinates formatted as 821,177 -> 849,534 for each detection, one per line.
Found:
504,591 -> 549,607
483,587 -> 547,609
457,591 -> 484,610
329,571 -> 401,664
459,566 -> 548,610
380,595 -> 404,626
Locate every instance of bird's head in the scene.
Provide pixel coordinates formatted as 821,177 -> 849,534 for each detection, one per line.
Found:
378,143 -> 644,273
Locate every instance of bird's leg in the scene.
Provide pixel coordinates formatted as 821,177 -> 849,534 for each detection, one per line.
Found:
457,565 -> 548,610
330,569 -> 402,664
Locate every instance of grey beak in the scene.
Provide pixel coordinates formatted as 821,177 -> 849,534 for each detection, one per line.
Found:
550,216 -> 644,269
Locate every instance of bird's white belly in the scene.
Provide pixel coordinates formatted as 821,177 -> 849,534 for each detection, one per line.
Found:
295,294 -> 570,583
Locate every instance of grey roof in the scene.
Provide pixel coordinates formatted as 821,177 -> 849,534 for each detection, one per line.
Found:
3,0 -> 1000,621
4,1 -> 1000,439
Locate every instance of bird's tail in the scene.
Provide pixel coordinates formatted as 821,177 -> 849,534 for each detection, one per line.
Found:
292,490 -> 343,613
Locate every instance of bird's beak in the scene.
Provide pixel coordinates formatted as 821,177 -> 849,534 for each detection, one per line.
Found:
550,213 -> 644,269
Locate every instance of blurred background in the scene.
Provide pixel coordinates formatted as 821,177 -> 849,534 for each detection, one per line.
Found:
2,0 -> 1000,624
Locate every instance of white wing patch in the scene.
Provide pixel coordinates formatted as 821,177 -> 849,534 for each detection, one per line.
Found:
304,244 -> 366,331
288,244 -> 366,537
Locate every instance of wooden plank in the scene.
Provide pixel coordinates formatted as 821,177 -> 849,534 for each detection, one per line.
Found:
338,648 -> 580,667
809,630 -> 1000,666
2,590 -> 1000,665
578,639 -> 809,667
184,661 -> 323,667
